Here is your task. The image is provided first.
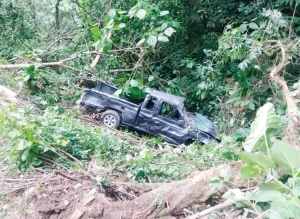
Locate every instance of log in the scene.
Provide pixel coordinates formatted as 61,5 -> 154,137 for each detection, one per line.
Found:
85,161 -> 248,219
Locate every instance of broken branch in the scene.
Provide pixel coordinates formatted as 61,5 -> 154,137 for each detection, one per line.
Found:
0,56 -> 77,69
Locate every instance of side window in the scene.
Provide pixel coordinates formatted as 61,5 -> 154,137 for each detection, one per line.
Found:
159,102 -> 181,120
145,97 -> 157,110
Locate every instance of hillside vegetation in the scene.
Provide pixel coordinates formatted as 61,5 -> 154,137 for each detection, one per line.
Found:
0,0 -> 300,218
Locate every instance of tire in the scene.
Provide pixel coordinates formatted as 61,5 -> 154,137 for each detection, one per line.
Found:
101,110 -> 121,128
185,139 -> 194,145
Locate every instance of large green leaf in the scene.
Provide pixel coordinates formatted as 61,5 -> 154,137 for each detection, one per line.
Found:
258,181 -> 286,193
238,152 -> 275,169
251,190 -> 282,202
240,165 -> 261,178
243,103 -> 280,152
271,199 -> 300,219
271,140 -> 300,176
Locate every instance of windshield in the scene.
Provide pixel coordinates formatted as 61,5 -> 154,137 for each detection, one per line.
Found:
188,113 -> 218,136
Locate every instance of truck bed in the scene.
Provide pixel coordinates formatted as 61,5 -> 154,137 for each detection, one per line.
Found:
80,81 -> 143,126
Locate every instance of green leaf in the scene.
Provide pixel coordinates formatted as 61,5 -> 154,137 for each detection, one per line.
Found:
222,189 -> 249,207
32,158 -> 43,166
249,22 -> 259,29
117,78 -> 126,83
148,76 -> 154,82
136,9 -> 146,19
220,166 -> 232,181
157,35 -> 169,42
117,10 -> 127,14
103,39 -> 113,53
26,65 -> 35,74
17,139 -> 32,151
271,199 -> 299,219
147,35 -> 157,47
91,27 -> 100,36
251,190 -> 282,202
240,165 -> 261,178
159,10 -> 169,16
21,149 -> 30,161
238,152 -> 275,169
271,140 -> 300,176
243,103 -> 280,152
136,38 -> 145,46
113,89 -> 122,97
258,181 -> 286,193
8,130 -> 20,138
105,19 -> 114,29
240,23 -> 247,32
248,102 -> 255,110
60,140 -> 68,146
108,9 -> 116,18
128,87 -> 143,99
118,23 -> 126,29
130,80 -> 139,87
17,139 -> 25,151
161,22 -> 168,31
171,21 -> 181,29
128,5 -> 138,18
186,62 -> 193,68
145,87 -> 152,93
164,27 -> 175,36
23,74 -> 30,81
209,176 -> 223,195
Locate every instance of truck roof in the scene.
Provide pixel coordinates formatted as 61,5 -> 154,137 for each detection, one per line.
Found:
151,90 -> 185,106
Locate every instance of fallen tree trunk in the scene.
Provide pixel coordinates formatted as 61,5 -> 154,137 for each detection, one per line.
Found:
84,161 -> 247,219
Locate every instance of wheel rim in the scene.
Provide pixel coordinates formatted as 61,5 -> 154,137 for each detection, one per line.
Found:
103,115 -> 116,127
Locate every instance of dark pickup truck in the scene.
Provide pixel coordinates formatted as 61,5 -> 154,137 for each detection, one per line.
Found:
78,81 -> 220,145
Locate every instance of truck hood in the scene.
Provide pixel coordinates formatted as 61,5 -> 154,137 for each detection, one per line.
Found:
187,113 -> 219,138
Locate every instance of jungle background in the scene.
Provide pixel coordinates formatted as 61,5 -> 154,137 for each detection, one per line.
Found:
0,0 -> 300,218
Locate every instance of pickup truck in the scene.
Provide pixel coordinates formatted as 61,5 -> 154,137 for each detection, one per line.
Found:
78,81 -> 220,145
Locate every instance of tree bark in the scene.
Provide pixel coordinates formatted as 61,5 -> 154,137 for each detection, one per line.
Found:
55,0 -> 62,30
83,161 -> 249,219
270,41 -> 300,149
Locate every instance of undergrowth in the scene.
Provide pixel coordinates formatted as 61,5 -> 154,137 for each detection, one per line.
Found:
0,103 -> 240,183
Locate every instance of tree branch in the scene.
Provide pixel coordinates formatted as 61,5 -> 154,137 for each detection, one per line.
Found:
90,30 -> 112,68
185,202 -> 232,219
0,56 -> 77,69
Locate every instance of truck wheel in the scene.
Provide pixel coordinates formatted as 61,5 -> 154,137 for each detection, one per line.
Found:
185,139 -> 194,145
101,110 -> 121,128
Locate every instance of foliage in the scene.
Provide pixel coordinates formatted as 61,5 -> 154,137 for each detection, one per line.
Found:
223,103 -> 300,218
115,78 -> 152,100
0,104 -> 104,170
0,101 -> 241,183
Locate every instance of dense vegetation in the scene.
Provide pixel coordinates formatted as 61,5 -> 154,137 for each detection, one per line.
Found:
0,0 -> 300,218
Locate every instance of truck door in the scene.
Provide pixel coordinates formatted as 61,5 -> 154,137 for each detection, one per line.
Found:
151,101 -> 188,144
135,96 -> 158,132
